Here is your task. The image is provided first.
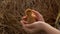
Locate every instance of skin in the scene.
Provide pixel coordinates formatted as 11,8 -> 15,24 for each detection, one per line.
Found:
20,10 -> 60,34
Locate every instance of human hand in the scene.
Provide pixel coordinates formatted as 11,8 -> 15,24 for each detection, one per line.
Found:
20,10 -> 45,33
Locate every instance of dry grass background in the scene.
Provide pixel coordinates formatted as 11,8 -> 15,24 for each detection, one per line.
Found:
0,0 -> 60,34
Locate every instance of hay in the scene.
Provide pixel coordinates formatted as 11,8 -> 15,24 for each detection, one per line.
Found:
0,0 -> 60,34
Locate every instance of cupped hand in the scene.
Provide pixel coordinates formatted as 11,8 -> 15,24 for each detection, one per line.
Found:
20,10 -> 45,33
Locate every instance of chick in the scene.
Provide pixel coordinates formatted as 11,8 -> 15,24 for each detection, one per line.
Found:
25,9 -> 36,24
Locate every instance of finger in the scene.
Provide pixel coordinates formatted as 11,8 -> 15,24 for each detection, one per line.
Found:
20,20 -> 28,26
32,10 -> 44,21
20,20 -> 34,29
23,21 -> 41,30
22,16 -> 27,21
20,20 -> 25,26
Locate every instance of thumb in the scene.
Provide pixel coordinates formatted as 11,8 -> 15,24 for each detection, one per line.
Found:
32,10 -> 44,21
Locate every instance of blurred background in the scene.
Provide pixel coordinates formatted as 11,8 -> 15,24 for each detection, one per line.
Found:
0,0 -> 60,34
